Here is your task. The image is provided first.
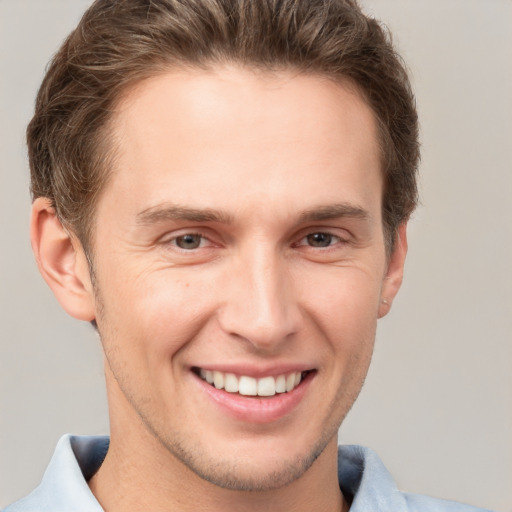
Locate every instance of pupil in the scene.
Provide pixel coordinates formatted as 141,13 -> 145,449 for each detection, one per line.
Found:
307,233 -> 332,247
177,234 -> 201,249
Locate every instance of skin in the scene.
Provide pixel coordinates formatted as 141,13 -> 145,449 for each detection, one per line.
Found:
31,66 -> 407,512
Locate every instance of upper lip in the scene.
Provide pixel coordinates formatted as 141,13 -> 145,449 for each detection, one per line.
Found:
191,364 -> 315,379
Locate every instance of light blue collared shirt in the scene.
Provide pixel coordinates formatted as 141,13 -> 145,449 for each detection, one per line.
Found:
3,435 -> 493,511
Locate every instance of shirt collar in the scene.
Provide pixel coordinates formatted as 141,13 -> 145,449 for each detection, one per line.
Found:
6,435 -> 406,511
6,435 -> 107,512
338,444 -> 407,511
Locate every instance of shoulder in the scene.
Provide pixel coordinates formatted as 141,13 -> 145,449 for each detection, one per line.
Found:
2,435 -> 107,512
338,445 -> 494,512
403,492 -> 494,512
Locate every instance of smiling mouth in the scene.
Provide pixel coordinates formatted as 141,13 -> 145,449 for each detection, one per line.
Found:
192,368 -> 313,397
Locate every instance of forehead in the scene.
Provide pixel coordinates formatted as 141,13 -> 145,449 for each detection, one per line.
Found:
102,66 -> 382,223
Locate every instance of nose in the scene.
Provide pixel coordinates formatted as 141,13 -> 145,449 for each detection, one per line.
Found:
217,244 -> 302,352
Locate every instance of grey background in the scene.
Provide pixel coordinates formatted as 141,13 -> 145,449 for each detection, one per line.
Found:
0,0 -> 510,510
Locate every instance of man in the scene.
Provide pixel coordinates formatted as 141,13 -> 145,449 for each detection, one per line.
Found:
3,1 -> 493,511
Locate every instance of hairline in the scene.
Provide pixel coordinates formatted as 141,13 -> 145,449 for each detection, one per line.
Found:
73,61 -> 398,261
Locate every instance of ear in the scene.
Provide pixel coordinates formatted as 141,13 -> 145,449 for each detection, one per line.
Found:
378,223 -> 408,319
31,197 -> 96,321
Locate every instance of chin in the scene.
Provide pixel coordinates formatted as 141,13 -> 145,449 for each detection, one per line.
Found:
181,450 -> 322,492
160,426 -> 336,492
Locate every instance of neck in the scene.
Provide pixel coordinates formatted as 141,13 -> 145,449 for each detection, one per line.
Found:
88,428 -> 348,512
89,368 -> 349,512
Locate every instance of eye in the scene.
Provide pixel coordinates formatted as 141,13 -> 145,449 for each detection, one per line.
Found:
172,234 -> 205,250
303,232 -> 339,248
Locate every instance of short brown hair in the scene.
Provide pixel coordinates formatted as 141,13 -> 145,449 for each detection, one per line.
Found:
27,0 -> 419,252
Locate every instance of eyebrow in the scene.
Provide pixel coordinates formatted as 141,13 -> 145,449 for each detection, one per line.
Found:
136,204 -> 234,225
297,203 -> 370,224
136,202 -> 369,226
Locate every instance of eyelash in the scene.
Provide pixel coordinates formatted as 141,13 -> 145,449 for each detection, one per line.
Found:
163,230 -> 347,252
167,232 -> 212,251
295,232 -> 344,249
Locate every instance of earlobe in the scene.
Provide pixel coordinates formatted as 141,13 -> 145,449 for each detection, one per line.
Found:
378,223 -> 408,319
31,197 -> 96,322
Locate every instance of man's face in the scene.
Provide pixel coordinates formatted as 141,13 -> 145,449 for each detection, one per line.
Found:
88,67 -> 403,490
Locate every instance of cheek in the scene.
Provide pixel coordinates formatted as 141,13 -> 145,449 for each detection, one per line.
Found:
299,266 -> 383,331
97,268 -> 217,361
297,265 -> 381,390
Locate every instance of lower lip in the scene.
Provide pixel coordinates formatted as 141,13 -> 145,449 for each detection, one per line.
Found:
193,372 -> 314,424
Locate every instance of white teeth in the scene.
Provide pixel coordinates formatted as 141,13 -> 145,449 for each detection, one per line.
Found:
258,376 -> 276,396
286,373 -> 296,392
239,376 -> 258,396
224,373 -> 239,393
275,375 -> 286,393
198,369 -> 305,396
213,371 -> 224,389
